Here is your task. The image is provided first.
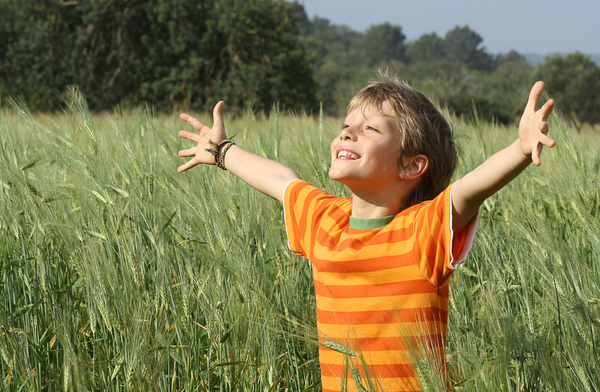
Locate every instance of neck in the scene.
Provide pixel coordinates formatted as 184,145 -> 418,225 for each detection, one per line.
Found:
348,181 -> 417,219
350,196 -> 401,219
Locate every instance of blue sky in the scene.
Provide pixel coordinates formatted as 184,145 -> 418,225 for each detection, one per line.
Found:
299,0 -> 599,55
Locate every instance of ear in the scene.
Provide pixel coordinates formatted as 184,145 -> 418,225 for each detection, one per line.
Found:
399,154 -> 429,180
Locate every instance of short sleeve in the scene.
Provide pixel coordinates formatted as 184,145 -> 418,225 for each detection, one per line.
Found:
283,180 -> 340,258
412,182 -> 478,287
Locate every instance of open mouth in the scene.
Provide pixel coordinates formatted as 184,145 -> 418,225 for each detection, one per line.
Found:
337,149 -> 360,160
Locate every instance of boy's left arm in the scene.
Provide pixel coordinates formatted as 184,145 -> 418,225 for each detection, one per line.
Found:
451,81 -> 555,232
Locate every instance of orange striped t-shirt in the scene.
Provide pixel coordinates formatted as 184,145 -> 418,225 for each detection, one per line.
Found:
283,180 -> 477,392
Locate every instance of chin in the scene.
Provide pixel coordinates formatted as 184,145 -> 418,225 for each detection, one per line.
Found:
328,172 -> 353,187
328,168 -> 344,182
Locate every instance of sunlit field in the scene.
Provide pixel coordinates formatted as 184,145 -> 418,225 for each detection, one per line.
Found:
1,90 -> 599,391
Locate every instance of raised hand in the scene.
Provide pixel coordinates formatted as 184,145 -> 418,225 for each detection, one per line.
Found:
177,101 -> 226,172
519,81 -> 556,166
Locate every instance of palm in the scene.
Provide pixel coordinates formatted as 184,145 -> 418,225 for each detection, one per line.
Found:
177,101 -> 226,172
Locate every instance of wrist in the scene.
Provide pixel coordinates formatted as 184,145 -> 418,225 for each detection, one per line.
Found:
515,139 -> 532,161
206,139 -> 235,170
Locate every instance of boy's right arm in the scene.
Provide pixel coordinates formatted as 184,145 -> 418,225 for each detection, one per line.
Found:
177,101 -> 301,204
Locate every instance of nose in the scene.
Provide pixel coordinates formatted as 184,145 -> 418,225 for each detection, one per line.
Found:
339,126 -> 357,141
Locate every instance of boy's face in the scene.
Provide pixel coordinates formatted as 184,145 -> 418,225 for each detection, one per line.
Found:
329,101 -> 403,190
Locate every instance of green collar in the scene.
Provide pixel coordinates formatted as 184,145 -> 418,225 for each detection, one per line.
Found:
349,214 -> 396,230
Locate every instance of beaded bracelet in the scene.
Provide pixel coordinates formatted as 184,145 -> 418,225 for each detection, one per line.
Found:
206,139 -> 235,170
216,141 -> 235,170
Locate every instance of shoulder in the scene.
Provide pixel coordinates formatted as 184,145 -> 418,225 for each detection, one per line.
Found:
283,180 -> 351,256
284,180 -> 343,205
388,183 -> 455,229
412,182 -> 455,214
283,180 -> 351,219
283,179 -> 314,197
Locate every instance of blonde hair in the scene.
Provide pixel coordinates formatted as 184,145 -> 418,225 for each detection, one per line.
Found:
348,71 -> 457,209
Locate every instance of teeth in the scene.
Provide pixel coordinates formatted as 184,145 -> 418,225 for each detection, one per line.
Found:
337,150 -> 359,159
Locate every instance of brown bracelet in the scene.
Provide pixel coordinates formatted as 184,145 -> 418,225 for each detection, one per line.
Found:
206,139 -> 235,170
205,139 -> 219,158
216,141 -> 235,170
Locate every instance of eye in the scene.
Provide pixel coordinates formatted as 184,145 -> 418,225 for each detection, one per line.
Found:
366,126 -> 379,132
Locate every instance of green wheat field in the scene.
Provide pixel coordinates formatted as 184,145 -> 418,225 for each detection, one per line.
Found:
1,89 -> 599,391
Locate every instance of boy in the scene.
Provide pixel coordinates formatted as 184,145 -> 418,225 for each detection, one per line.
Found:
177,74 -> 554,391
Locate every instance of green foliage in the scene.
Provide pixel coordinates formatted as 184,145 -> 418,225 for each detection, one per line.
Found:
1,92 -> 600,391
210,0 -> 318,113
407,33 -> 446,64
0,0 -> 318,113
389,54 -> 534,124
442,25 -> 494,71
535,52 -> 600,125
298,13 -> 533,122
360,23 -> 406,66
2,0 -> 594,126
0,0 -> 81,110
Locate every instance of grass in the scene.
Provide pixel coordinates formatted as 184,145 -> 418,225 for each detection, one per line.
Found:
0,89 -> 599,391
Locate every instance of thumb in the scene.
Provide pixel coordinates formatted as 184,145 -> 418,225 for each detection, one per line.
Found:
213,101 -> 225,129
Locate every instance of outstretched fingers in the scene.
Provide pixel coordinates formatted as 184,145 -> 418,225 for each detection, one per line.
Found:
179,101 -> 225,138
539,132 -> 556,148
538,98 -> 555,121
535,97 -> 556,166
178,158 -> 198,173
531,132 -> 556,166
179,130 -> 200,142
525,81 -> 546,112
178,146 -> 197,157
180,113 -> 208,133
531,116 -> 556,167
520,81 -> 558,166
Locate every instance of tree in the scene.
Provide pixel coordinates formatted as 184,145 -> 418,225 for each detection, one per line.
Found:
360,23 -> 406,66
407,33 -> 445,64
206,0 -> 318,112
535,52 -> 600,125
298,14 -> 366,114
0,0 -> 82,111
302,16 -> 363,68
0,0 -> 318,113
443,26 -> 493,70
481,51 -> 535,123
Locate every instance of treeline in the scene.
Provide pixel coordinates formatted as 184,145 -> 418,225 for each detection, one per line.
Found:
0,0 -> 317,113
293,5 -> 600,124
1,0 -> 599,124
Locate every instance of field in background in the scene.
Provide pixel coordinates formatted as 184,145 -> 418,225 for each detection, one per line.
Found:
1,91 -> 599,391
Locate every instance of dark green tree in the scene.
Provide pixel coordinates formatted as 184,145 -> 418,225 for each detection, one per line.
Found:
535,52 -> 600,125
0,0 -> 318,113
0,0 -> 82,111
68,0 -> 199,110
299,14 -> 365,114
401,51 -> 534,125
302,16 -> 362,67
443,25 -> 493,70
205,0 -> 318,112
482,51 -> 535,123
407,33 -> 445,64
292,13 -> 534,121
360,23 -> 406,66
